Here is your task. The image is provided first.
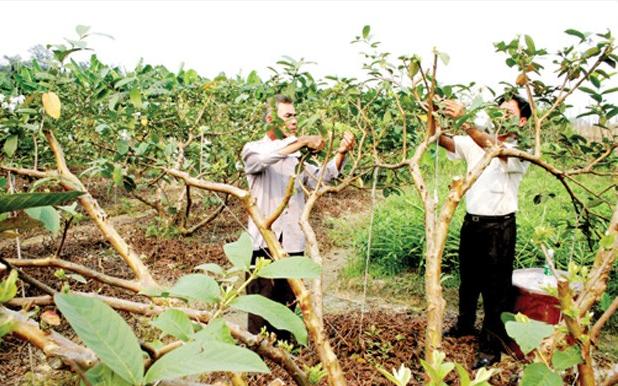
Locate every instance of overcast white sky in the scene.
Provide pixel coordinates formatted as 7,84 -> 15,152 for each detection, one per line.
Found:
1,0 -> 617,114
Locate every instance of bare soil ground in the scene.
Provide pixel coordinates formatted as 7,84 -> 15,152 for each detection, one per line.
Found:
0,183 -> 615,385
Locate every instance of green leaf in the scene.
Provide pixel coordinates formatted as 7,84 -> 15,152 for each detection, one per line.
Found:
551,346 -> 582,371
599,234 -> 615,249
114,77 -> 137,89
151,310 -> 194,342
438,51 -> 450,66
505,318 -> 554,355
82,363 -> 132,386
194,318 -> 235,345
602,87 -> 618,95
3,135 -> 18,158
455,363 -> 472,386
0,270 -> 18,303
0,191 -> 84,214
144,340 -> 268,383
362,25 -> 370,39
54,293 -> 144,385
25,206 -> 60,233
524,35 -> 536,54
194,263 -> 224,276
565,29 -> 586,42
117,140 -> 129,156
75,25 -> 91,38
112,165 -> 123,187
232,295 -> 307,344
223,231 -> 253,270
584,46 -> 601,59
258,256 -> 321,279
0,314 -> 16,341
521,363 -> 562,386
169,274 -> 220,304
129,88 -> 142,109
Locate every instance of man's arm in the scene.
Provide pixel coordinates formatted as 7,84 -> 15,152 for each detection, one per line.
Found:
242,135 -> 324,175
334,132 -> 355,171
443,100 -> 495,150
302,132 -> 355,188
278,135 -> 325,156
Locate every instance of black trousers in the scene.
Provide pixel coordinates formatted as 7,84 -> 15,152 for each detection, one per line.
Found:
246,248 -> 303,343
456,213 -> 517,353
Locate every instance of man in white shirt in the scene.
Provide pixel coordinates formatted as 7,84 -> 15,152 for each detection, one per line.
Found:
241,94 -> 355,341
438,95 -> 531,367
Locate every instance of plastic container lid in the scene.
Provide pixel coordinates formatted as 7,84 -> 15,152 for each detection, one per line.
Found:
512,268 -> 565,296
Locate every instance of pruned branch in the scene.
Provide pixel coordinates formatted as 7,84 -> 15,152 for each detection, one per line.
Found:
1,306 -> 97,368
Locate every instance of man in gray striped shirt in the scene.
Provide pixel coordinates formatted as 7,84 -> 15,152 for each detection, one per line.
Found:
241,94 -> 355,340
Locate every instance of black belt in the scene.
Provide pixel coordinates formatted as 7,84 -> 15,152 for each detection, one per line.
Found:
465,213 -> 515,222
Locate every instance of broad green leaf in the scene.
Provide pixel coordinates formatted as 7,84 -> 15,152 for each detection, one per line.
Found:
231,295 -> 307,345
115,77 -> 137,89
551,346 -> 582,371
471,367 -> 497,386
129,88 -> 142,109
144,340 -> 268,383
42,92 -> 61,119
194,318 -> 235,345
54,293 -> 144,385
151,310 -> 194,342
455,363 -> 472,386
362,25 -> 370,39
438,51 -> 450,66
68,274 -> 87,284
565,29 -> 586,42
0,270 -> 18,303
599,293 -> 612,311
0,191 -> 84,214
82,363 -> 132,386
112,165 -> 123,187
75,25 -> 91,38
521,363 -> 562,386
505,318 -> 554,354
3,135 -> 18,157
0,315 -> 16,340
117,140 -> 129,156
223,231 -> 253,270
169,274 -> 220,304
258,256 -> 321,279
599,234 -> 615,249
25,206 -> 60,233
194,263 -> 224,276
524,35 -> 536,54
377,364 -> 412,386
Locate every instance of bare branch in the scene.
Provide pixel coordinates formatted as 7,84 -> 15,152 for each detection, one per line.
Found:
6,257 -> 141,292
591,296 -> 618,344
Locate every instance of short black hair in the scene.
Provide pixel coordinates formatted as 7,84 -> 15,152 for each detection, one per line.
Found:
496,94 -> 531,120
264,94 -> 294,121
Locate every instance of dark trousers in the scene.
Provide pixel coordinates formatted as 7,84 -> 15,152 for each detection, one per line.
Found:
457,213 -> 517,353
246,248 -> 303,342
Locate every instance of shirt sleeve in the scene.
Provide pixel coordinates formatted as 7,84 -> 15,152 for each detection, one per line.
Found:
446,135 -> 469,161
501,143 -> 530,174
241,136 -> 298,174
302,158 -> 340,189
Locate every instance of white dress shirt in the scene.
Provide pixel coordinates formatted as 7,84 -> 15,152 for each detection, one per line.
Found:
448,135 -> 528,216
241,135 -> 340,252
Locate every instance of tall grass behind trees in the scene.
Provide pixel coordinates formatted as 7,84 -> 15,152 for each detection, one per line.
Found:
330,146 -> 617,316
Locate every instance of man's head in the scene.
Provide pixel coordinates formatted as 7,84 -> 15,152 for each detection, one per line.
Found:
496,94 -> 531,127
265,94 -> 297,137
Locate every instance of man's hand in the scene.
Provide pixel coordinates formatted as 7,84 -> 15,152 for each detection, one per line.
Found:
301,135 -> 326,152
337,131 -> 355,154
443,100 -> 466,119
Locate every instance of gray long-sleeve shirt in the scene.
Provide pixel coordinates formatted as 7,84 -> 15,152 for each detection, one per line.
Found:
241,135 -> 340,252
